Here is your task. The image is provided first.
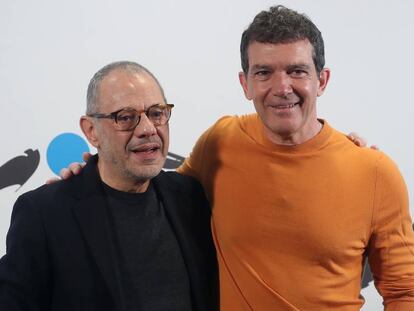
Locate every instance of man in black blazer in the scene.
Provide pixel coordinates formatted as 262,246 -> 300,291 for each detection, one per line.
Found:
0,61 -> 218,311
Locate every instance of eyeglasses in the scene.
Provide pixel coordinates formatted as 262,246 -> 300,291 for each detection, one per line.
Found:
87,103 -> 174,131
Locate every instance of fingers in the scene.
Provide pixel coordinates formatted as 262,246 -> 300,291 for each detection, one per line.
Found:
347,132 -> 367,147
82,152 -> 92,162
47,159 -> 87,184
46,177 -> 60,184
59,162 -> 83,179
347,132 -> 380,150
59,168 -> 71,180
69,162 -> 85,175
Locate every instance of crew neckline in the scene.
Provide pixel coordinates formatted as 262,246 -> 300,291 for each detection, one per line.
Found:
239,113 -> 332,154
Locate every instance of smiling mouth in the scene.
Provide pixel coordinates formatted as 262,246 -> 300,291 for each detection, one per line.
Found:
276,103 -> 297,109
270,101 -> 301,110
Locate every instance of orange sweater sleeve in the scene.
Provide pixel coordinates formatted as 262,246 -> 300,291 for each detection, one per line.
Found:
369,153 -> 414,310
177,116 -> 231,201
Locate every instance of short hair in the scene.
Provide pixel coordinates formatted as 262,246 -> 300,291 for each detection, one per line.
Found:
86,61 -> 167,114
240,5 -> 325,75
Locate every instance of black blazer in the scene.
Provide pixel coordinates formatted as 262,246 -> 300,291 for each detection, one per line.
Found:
0,156 -> 218,311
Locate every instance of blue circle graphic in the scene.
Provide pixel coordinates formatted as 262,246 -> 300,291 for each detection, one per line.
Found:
47,133 -> 90,175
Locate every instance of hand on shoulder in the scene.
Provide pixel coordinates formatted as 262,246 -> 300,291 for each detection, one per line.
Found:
46,152 -> 92,184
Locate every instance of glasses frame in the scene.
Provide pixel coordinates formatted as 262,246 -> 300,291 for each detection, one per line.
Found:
87,103 -> 174,131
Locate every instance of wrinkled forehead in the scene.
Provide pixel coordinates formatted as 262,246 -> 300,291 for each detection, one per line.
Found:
100,70 -> 160,96
98,70 -> 165,110
247,39 -> 317,70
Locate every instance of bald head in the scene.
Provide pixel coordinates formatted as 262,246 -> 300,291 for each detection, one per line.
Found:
86,61 -> 166,114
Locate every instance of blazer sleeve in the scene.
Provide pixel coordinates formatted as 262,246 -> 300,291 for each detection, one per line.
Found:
368,154 -> 414,310
0,193 -> 51,310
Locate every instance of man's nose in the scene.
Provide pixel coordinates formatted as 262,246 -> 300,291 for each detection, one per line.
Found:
271,73 -> 293,97
133,114 -> 157,138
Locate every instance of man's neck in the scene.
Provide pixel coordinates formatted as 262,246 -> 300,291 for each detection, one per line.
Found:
97,161 -> 150,193
264,119 -> 323,146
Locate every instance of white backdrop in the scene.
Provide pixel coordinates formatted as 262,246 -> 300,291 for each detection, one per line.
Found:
1,0 -> 413,309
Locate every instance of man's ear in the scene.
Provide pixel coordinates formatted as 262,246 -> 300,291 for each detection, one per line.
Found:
238,71 -> 252,100
317,68 -> 330,97
80,116 -> 100,148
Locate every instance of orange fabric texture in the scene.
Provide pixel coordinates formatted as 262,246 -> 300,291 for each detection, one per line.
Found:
178,114 -> 414,310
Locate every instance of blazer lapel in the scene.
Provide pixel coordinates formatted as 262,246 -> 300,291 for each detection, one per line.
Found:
152,172 -> 204,308
70,156 -> 124,310
152,172 -> 192,252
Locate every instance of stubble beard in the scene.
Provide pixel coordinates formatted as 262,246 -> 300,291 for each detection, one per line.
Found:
122,156 -> 166,184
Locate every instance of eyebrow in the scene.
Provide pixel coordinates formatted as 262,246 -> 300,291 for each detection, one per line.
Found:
286,64 -> 313,72
250,63 -> 313,72
250,64 -> 272,72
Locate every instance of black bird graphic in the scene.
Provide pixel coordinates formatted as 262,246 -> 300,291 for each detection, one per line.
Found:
164,151 -> 185,169
0,149 -> 40,191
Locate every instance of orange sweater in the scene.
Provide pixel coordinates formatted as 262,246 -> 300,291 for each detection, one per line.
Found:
178,114 -> 414,310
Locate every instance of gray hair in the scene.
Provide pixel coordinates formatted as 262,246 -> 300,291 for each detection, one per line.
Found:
86,61 -> 167,114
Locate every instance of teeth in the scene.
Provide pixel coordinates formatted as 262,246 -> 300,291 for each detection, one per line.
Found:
275,103 -> 296,109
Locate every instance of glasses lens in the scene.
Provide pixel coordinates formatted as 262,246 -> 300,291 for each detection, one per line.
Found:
116,109 -> 139,130
147,105 -> 171,125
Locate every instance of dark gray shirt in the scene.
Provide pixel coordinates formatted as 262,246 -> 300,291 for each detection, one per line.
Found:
103,182 -> 192,311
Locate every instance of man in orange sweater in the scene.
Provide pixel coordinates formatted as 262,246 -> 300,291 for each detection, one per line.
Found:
177,5 -> 414,310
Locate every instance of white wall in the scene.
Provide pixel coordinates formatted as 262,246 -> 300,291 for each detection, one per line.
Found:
1,1 -> 412,309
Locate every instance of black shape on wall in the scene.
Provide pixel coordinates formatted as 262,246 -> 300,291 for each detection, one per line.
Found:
164,152 -> 185,169
0,149 -> 40,191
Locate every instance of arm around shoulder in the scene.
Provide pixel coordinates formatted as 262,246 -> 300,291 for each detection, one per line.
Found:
177,115 -> 233,200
